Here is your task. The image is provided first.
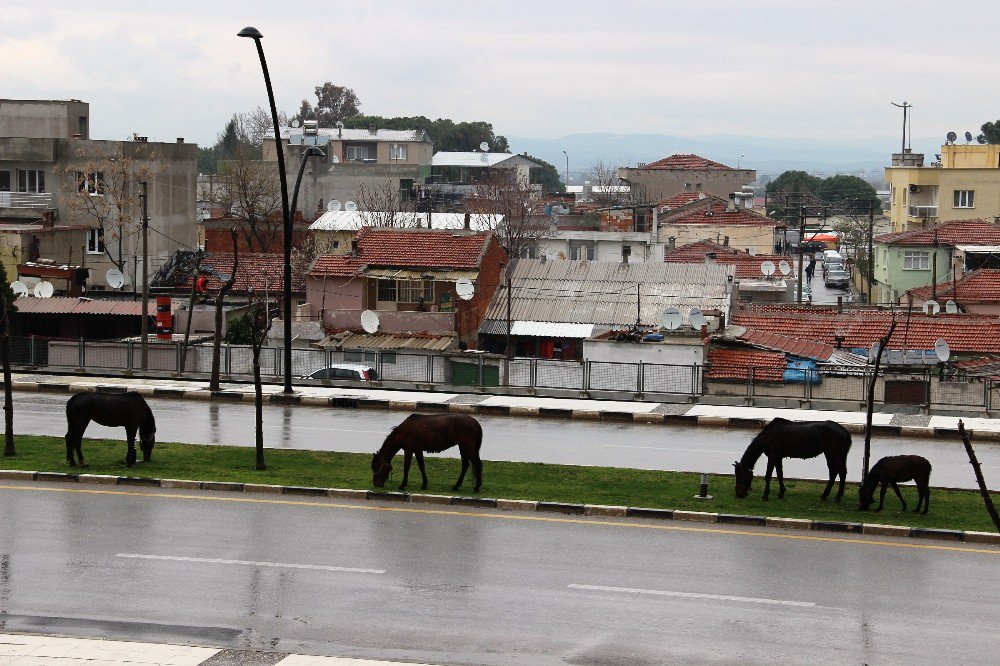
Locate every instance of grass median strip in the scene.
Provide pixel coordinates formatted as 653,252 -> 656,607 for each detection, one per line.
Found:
3,434 -> 999,534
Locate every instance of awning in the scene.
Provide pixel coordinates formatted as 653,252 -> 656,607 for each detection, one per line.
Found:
364,268 -> 479,281
481,319 -> 595,338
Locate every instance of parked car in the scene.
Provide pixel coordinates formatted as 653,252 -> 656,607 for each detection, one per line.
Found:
302,364 -> 378,381
824,269 -> 851,289
822,249 -> 843,264
823,260 -> 844,276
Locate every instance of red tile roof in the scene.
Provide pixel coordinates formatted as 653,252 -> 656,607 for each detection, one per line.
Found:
664,200 -> 783,227
193,253 -> 306,293
907,269 -> 1000,303
665,240 -> 794,279
731,304 -> 1000,353
875,219 -> 1000,246
354,228 -> 493,269
659,192 -> 709,208
640,154 -> 734,171
707,348 -> 785,381
310,255 -> 365,278
738,329 -> 835,361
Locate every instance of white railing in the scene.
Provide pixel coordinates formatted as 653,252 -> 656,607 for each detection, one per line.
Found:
0,191 -> 54,208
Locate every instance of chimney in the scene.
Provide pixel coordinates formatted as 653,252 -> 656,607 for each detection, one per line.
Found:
723,236 -> 729,247
176,137 -> 185,143
464,212 -> 471,230
727,193 -> 737,212
667,236 -> 676,251
705,252 -> 717,265
621,245 -> 632,264
350,240 -> 359,257
541,254 -> 547,264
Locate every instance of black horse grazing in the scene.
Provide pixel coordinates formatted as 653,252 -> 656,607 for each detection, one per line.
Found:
371,413 -> 483,492
65,392 -> 156,468
858,455 -> 932,514
734,418 -> 852,501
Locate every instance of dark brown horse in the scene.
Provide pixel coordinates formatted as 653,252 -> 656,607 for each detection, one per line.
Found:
65,392 -> 156,468
734,418 -> 852,501
858,455 -> 931,514
371,413 -> 483,492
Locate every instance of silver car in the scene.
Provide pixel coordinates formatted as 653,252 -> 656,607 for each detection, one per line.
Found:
824,269 -> 850,289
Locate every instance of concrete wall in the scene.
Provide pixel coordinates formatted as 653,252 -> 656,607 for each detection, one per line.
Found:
660,223 -> 780,256
321,308 -> 456,334
306,276 -> 363,312
619,167 -> 756,203
0,100 -> 89,140
584,337 -> 706,365
873,243 -> 952,304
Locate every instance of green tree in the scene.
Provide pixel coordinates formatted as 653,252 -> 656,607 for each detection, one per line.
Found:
976,120 -> 1000,144
342,115 -> 509,153
294,82 -> 362,127
766,170 -> 822,195
527,155 -> 564,192
224,313 -> 254,345
815,175 -> 880,208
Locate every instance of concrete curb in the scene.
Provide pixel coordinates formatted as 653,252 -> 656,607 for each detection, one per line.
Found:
4,469 -> 1000,546
6,378 -> 991,441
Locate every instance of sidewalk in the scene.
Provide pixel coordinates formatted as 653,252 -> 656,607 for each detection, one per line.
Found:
0,632 -> 437,665
8,372 -> 1000,440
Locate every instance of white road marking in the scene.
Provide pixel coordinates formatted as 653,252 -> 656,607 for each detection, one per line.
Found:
568,583 -> 815,607
117,553 -> 385,574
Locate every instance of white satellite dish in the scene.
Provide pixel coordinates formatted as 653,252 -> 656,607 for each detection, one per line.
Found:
689,307 -> 708,330
34,281 -> 54,298
479,141 -> 489,152
660,307 -> 682,331
106,268 -> 125,289
760,260 -> 776,276
360,309 -> 380,334
923,300 -> 940,315
455,278 -> 475,301
290,119 -> 301,129
9,281 -> 28,297
778,260 -> 791,276
328,199 -> 342,212
934,338 -> 951,363
945,300 -> 958,314
345,200 -> 358,212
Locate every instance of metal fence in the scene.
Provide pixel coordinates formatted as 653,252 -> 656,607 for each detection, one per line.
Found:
7,336 -> 995,412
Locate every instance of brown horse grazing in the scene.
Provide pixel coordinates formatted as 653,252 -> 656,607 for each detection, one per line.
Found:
858,455 -> 932,514
734,417 -> 852,501
65,392 -> 156,468
371,413 -> 483,492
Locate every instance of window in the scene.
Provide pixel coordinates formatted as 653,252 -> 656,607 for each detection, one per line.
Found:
345,145 -> 371,161
954,190 -> 975,208
695,183 -> 703,190
518,245 -> 537,259
377,279 -> 433,302
569,242 -> 594,260
903,251 -> 930,270
390,144 -> 407,161
76,170 -> 104,195
0,170 -> 9,192
684,182 -> 692,191
17,169 -> 45,193
86,229 -> 105,254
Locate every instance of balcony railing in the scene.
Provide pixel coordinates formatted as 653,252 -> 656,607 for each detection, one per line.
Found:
0,191 -> 54,209
907,205 -> 938,220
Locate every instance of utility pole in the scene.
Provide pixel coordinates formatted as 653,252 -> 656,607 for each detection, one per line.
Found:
140,180 -> 149,370
868,202 -> 876,304
796,206 -> 806,304
890,101 -> 912,154
931,227 -> 939,302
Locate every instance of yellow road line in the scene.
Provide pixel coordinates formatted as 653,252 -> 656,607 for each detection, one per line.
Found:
2,483 -> 998,555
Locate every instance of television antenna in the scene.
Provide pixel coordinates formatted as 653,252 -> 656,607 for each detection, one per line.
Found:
34,281 -> 54,298
360,309 -> 380,334
945,299 -> 958,314
760,260 -> 775,276
688,307 -> 708,330
660,307 -> 682,331
345,200 -> 357,212
934,338 -> 951,363
106,268 -> 125,289
9,281 -> 27,297
479,141 -> 489,152
455,278 -> 475,300
778,260 -> 792,276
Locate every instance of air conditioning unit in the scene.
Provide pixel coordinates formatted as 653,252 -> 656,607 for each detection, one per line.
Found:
909,185 -> 922,193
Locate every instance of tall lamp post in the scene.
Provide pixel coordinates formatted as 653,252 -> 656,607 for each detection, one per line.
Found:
238,26 -> 294,394
562,150 -> 569,190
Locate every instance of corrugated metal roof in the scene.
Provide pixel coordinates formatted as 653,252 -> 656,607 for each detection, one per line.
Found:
317,331 -> 458,351
13,296 -> 180,316
431,152 -> 534,168
481,320 -> 594,338
483,259 -> 733,329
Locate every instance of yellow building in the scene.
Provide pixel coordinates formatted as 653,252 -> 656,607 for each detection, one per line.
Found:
884,144 -> 1000,232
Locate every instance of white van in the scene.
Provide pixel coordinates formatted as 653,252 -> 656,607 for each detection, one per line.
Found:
823,249 -> 843,264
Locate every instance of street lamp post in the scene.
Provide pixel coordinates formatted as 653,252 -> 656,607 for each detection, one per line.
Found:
290,146 -> 324,232
238,26 -> 294,394
562,150 -> 569,189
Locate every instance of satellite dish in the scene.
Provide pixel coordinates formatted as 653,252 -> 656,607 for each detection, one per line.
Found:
345,200 -> 358,212
688,307 -> 708,330
34,281 -> 54,298
479,141 -> 489,152
923,300 -> 940,315
328,199 -> 342,212
934,338 -> 951,363
9,281 -> 27,297
946,131 -> 957,143
965,131 -> 974,143
106,268 -> 125,289
660,307 -> 682,331
455,278 -> 475,301
290,119 -> 301,129
360,309 -> 380,334
760,260 -> 776,276
778,260 -> 791,276
945,299 -> 958,314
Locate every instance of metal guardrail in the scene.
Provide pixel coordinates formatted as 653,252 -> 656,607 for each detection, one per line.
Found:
7,336 -> 994,411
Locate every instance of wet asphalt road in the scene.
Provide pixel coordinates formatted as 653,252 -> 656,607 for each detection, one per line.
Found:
8,393 -> 1000,490
1,482 -> 997,664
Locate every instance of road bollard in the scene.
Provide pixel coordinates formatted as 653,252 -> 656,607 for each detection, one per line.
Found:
694,473 -> 713,500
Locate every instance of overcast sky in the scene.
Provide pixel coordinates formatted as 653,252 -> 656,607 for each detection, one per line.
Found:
4,1 -> 998,153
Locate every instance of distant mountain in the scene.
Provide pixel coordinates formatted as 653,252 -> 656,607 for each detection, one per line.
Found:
505,132 -> 943,182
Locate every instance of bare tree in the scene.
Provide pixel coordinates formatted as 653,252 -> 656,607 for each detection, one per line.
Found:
465,172 -> 547,259
209,229 -> 239,392
246,287 -> 273,471
958,420 -> 1000,532
209,148 -> 283,253
58,143 -> 166,272
0,263 -> 15,457
179,249 -> 205,374
354,178 -> 419,228
586,159 -> 630,207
